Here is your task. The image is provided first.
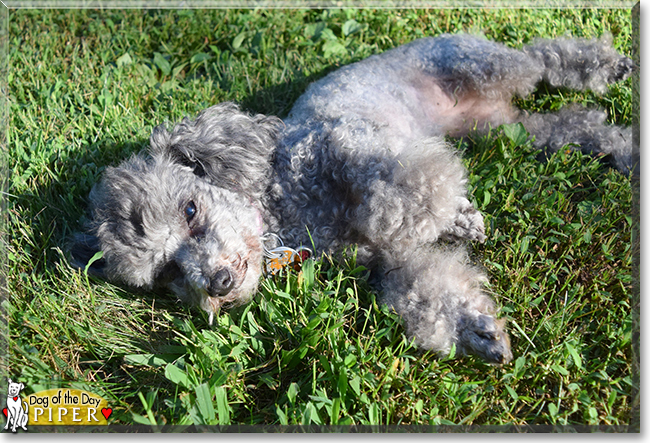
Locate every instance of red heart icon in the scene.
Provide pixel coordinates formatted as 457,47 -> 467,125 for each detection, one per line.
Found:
2,408 -> 7,417
101,408 -> 112,420
13,397 -> 18,401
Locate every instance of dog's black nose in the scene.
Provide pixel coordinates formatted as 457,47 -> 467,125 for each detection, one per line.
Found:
209,268 -> 234,296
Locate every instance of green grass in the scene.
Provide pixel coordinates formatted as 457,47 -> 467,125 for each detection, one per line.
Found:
1,7 -> 638,429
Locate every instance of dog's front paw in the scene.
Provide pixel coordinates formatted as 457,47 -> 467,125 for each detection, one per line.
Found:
458,314 -> 512,364
442,199 -> 486,243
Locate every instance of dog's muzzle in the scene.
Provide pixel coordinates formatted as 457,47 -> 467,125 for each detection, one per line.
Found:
208,267 -> 235,297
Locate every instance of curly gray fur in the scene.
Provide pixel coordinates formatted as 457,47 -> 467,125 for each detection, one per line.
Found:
71,34 -> 634,364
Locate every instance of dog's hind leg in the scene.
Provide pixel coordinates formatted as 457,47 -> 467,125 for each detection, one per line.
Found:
522,35 -> 634,94
520,105 -> 635,173
419,34 -> 634,98
380,245 -> 512,364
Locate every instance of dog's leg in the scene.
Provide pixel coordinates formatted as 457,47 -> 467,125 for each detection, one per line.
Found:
380,245 -> 512,364
407,34 -> 632,124
291,34 -> 632,167
522,35 -> 634,94
439,197 -> 486,243
520,105 -> 635,173
424,34 -> 633,98
20,404 -> 28,430
345,135 -> 485,256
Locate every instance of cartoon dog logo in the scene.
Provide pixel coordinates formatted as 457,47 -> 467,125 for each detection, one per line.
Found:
3,379 -> 28,433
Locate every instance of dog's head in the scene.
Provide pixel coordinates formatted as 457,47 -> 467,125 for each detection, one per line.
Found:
7,379 -> 24,397
71,103 -> 282,321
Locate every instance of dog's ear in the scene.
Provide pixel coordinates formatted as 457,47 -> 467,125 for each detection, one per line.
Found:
69,233 -> 106,278
149,102 -> 282,200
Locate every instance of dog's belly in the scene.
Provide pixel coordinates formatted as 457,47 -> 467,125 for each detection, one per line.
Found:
407,74 -> 519,137
340,75 -> 518,143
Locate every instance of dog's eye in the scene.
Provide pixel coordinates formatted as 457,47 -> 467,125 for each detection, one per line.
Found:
184,201 -> 197,222
476,331 -> 496,341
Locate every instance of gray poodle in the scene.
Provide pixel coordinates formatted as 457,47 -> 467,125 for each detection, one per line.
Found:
71,34 -> 634,364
